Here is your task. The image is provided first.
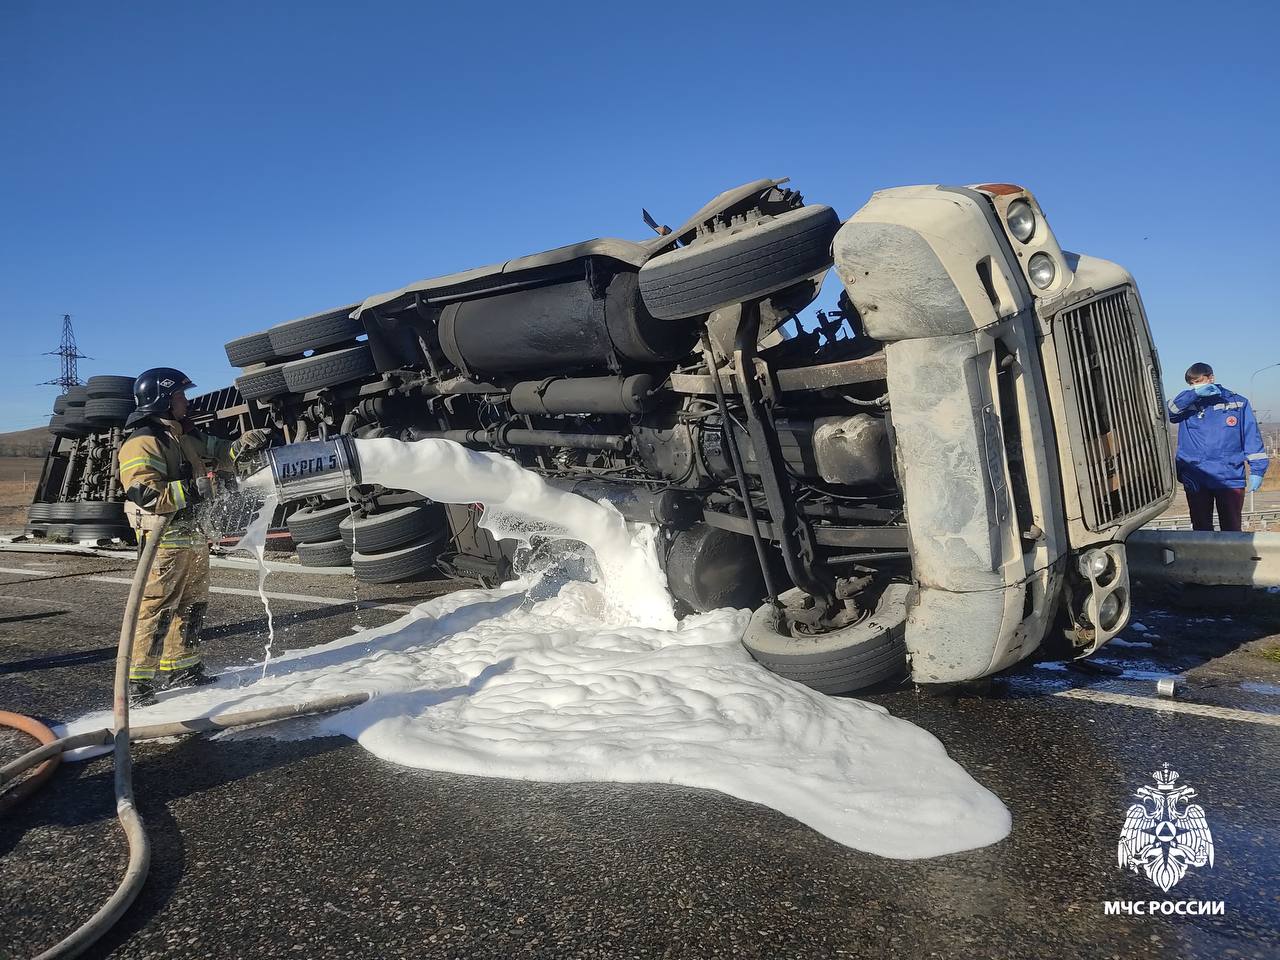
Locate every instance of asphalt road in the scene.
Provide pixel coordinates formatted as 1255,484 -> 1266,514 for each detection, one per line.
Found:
2,546 -> 1279,960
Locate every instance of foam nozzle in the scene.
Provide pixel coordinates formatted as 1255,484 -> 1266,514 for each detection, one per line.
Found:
263,437 -> 362,500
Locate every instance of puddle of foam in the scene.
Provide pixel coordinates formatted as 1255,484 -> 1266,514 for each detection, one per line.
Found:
60,438 -> 1011,860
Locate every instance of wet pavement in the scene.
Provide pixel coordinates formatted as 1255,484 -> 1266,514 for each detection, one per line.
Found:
1,546 -> 1278,959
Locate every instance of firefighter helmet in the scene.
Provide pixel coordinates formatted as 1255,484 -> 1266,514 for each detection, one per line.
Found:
125,367 -> 196,427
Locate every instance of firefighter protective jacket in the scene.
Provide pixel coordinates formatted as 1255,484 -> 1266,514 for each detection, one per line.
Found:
118,418 -> 234,546
1168,386 -> 1270,492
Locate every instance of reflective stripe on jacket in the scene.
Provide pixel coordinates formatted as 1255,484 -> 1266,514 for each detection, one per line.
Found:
118,418 -> 233,542
1168,387 -> 1269,491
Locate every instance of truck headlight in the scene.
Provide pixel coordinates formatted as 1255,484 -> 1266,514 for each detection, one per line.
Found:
1097,591 -> 1124,631
1028,253 -> 1056,289
1006,199 -> 1036,242
1079,550 -> 1112,583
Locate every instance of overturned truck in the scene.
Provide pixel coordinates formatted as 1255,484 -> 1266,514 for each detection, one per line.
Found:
220,179 -> 1174,692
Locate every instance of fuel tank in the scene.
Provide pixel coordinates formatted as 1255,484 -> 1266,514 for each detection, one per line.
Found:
437,270 -> 698,378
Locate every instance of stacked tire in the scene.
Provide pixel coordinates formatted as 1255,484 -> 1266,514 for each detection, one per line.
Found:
83,375 -> 137,428
286,500 -> 353,569
31,501 -> 131,542
225,304 -> 372,404
341,501 -> 448,584
49,385 -> 90,438
48,376 -> 136,437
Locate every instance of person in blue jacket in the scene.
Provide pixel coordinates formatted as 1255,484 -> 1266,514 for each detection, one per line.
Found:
1167,362 -> 1269,531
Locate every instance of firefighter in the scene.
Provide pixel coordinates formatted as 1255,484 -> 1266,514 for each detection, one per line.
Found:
118,368 -> 272,705
1168,362 -> 1270,532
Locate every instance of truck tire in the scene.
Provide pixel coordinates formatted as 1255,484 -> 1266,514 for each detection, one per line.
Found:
85,375 -> 136,399
741,582 -> 911,694
297,537 -> 353,568
49,502 -> 79,521
84,397 -> 136,426
24,523 -> 47,538
225,331 -> 276,367
73,501 -> 125,523
49,414 -> 88,438
72,524 -> 131,543
235,365 -> 290,401
352,531 -> 447,584
269,307 -> 362,357
28,503 -> 55,522
53,393 -> 69,414
63,410 -> 93,433
282,345 -> 376,394
638,204 -> 840,320
286,502 -> 350,544
338,503 -> 442,552
64,386 -> 89,406
45,524 -> 74,540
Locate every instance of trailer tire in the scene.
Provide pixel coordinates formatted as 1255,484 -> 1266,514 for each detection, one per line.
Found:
282,345 -> 375,394
63,386 -> 89,406
72,524 -> 131,543
741,582 -> 911,694
269,308 -> 362,357
49,502 -> 79,521
297,537 -> 353,568
235,365 -> 290,401
353,531 -> 447,584
286,502 -> 350,544
24,523 -> 47,538
83,397 -> 136,426
85,375 -> 137,400
339,503 -> 442,553
49,414 -> 88,438
53,394 -> 69,414
45,524 -> 74,540
225,331 -> 276,367
638,204 -> 840,320
28,503 -> 55,522
73,501 -> 125,523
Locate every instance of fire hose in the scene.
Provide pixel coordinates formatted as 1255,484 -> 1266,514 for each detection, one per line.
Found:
0,512 -> 370,958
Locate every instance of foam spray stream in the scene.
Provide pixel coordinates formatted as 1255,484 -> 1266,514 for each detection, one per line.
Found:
233,487 -> 279,678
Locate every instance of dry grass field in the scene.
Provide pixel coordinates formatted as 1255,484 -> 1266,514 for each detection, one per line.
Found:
0,457 -> 47,533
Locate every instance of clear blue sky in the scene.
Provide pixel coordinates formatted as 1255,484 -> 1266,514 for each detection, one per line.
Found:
2,1 -> 1277,432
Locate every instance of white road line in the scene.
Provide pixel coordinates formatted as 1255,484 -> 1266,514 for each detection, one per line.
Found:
0,566 -> 55,578
1054,688 -> 1280,726
87,576 -> 416,614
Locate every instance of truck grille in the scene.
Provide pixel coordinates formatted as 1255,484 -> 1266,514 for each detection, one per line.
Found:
1053,288 -> 1174,531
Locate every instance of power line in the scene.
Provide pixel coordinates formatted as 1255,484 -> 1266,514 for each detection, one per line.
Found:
39,313 -> 89,389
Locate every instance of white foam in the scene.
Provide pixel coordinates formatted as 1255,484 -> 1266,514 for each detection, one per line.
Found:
61,438 -> 1010,859
232,486 -> 279,677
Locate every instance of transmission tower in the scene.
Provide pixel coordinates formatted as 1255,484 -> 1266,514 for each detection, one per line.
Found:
40,314 -> 89,389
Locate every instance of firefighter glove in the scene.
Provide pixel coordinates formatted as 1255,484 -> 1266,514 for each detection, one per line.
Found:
230,428 -> 272,462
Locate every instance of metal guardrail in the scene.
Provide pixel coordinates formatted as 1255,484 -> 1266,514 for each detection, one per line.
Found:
1144,510 -> 1280,531
1128,529 -> 1280,587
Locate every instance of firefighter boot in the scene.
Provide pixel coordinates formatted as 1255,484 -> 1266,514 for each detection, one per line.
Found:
129,680 -> 158,708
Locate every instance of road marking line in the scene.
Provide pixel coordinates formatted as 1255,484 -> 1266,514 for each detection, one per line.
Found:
1054,688 -> 1280,726
87,576 -> 416,614
0,566 -> 56,578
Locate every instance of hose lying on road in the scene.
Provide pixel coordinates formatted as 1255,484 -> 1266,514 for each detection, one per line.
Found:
0,710 -> 60,816
0,510 -> 372,960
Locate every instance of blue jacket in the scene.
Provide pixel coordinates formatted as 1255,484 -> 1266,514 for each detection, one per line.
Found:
1168,386 -> 1269,491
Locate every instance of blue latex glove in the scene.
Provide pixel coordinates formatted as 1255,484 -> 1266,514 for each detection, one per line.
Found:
1193,382 -> 1222,398
1248,473 -> 1264,492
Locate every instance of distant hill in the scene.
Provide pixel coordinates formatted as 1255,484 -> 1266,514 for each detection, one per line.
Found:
0,426 -> 52,458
